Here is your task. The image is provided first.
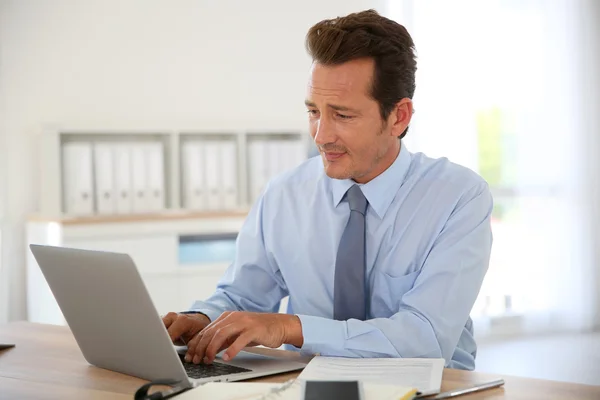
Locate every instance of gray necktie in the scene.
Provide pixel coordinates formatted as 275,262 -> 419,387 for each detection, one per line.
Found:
333,184 -> 368,321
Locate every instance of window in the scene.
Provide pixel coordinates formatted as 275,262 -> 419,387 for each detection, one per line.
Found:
389,0 -> 595,335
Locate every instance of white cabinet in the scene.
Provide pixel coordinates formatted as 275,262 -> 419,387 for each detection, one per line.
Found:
26,213 -> 245,325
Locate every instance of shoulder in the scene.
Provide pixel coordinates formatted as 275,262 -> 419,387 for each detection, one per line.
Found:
408,151 -> 490,197
405,152 -> 492,218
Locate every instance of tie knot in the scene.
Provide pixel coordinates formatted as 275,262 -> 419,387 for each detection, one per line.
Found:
346,184 -> 367,215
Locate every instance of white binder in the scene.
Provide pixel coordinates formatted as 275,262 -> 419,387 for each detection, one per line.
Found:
145,142 -> 165,212
280,140 -> 296,172
131,144 -> 149,213
62,142 -> 94,216
93,143 -> 116,215
267,139 -> 281,179
219,140 -> 238,210
113,143 -> 133,214
288,140 -> 306,170
182,141 -> 205,211
203,141 -> 222,211
248,139 -> 267,202
295,140 -> 307,166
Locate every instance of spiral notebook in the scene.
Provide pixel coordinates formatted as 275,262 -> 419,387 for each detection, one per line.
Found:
175,380 -> 418,400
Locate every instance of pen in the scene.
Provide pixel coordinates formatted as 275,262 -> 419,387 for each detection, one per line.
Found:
428,378 -> 505,399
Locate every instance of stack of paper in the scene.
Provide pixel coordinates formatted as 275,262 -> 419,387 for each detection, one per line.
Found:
297,356 -> 445,396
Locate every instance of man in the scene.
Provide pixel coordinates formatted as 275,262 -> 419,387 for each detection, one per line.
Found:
163,9 -> 493,371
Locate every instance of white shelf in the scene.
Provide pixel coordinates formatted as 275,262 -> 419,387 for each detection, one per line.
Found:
38,128 -> 309,219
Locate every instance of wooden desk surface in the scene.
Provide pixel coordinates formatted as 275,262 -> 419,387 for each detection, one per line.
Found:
0,322 -> 598,400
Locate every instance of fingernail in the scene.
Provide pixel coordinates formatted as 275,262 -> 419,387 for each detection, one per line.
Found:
203,356 -> 210,364
184,354 -> 191,362
222,354 -> 230,361
193,355 -> 200,364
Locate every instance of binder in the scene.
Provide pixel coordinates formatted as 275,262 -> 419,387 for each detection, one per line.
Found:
131,144 -> 149,213
145,142 -> 166,212
113,143 -> 133,214
62,142 -> 94,216
248,139 -> 267,202
281,140 -> 306,172
203,140 -> 221,211
267,139 -> 281,180
281,140 -> 297,172
219,140 -> 238,210
182,141 -> 205,211
294,140 -> 307,167
93,143 -> 116,215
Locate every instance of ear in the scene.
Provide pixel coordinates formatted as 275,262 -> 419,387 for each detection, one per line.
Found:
387,98 -> 413,138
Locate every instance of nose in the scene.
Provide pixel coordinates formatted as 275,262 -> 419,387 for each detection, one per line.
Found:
313,118 -> 336,146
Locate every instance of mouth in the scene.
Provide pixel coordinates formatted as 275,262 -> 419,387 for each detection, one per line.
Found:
323,152 -> 346,161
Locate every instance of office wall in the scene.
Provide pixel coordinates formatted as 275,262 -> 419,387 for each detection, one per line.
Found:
581,0 -> 600,327
0,0 -> 388,321
0,12 -> 6,321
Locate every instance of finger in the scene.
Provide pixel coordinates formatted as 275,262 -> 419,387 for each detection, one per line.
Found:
184,330 -> 203,363
192,316 -> 237,364
190,311 -> 242,363
185,312 -> 228,362
162,312 -> 178,328
223,331 -> 255,361
192,323 -> 221,364
167,315 -> 194,343
204,324 -> 244,364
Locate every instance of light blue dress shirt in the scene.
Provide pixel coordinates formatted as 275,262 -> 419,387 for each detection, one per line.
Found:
190,142 -> 493,370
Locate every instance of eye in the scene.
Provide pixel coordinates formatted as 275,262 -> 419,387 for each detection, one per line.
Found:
336,113 -> 353,120
307,109 -> 319,117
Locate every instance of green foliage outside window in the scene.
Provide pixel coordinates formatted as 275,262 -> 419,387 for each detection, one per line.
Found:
477,107 -> 518,220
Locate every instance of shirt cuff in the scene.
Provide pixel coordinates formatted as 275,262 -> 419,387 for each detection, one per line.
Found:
296,314 -> 346,356
187,301 -> 224,323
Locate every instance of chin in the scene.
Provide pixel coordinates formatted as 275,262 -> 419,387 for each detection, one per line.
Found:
323,164 -> 352,180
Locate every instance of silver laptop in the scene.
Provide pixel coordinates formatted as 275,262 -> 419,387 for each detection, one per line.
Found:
29,244 -> 306,389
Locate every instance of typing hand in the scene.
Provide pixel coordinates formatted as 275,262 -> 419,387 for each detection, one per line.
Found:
184,311 -> 303,365
162,312 -> 211,346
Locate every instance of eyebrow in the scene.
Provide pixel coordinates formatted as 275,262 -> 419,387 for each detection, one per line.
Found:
304,100 -> 360,114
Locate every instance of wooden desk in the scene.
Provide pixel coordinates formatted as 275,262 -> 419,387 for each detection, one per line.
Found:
1,322 -> 598,399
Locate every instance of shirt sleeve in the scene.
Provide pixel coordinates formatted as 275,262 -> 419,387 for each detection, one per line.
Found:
297,182 -> 493,365
187,188 -> 287,322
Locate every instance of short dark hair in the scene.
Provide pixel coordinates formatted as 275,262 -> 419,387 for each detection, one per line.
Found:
305,9 -> 417,138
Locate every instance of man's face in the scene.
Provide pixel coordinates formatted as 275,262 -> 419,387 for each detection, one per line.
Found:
305,58 -> 408,183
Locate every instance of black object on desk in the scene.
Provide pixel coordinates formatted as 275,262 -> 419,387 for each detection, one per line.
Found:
0,344 -> 16,350
304,381 -> 362,400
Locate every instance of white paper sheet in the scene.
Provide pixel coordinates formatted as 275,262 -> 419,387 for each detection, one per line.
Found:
297,356 -> 444,396
176,382 -> 281,400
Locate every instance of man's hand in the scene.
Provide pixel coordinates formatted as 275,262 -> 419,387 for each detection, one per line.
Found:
162,312 -> 211,346
184,311 -> 303,364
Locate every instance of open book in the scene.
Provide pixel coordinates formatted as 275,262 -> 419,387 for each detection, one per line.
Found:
175,380 -> 418,400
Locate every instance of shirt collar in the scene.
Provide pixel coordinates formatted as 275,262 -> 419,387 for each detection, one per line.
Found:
330,141 -> 412,219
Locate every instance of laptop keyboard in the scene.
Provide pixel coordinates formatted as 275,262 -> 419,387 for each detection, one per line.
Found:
178,354 -> 252,379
